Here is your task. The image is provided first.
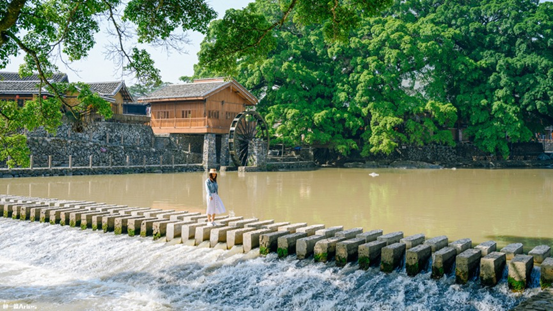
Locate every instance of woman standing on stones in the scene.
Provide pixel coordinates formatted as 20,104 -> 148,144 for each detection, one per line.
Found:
205,168 -> 226,225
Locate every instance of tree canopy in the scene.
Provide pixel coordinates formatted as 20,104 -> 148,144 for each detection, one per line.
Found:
197,0 -> 553,158
0,0 -> 216,166
0,0 -> 394,167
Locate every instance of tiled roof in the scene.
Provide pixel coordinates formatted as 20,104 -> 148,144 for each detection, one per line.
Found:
139,81 -> 229,100
88,81 -> 123,96
0,81 -> 50,95
0,71 -> 68,83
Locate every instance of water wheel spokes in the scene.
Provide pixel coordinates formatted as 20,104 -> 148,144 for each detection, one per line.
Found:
228,111 -> 268,167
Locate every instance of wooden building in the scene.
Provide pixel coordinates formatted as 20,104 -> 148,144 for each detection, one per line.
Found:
0,72 -> 68,104
0,72 -> 137,118
139,78 -> 258,135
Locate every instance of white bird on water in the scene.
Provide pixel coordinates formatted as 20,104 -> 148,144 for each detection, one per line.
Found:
369,172 -> 379,177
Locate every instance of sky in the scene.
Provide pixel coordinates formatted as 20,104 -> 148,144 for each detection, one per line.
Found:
4,0 -> 253,85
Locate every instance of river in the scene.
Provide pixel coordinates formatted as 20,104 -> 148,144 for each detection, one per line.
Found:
0,168 -> 550,310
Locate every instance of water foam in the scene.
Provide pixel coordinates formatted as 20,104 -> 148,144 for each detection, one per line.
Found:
0,218 -> 538,310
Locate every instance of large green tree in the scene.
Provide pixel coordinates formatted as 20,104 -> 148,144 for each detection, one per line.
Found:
198,0 -> 553,158
420,0 -> 553,156
0,0 -> 216,166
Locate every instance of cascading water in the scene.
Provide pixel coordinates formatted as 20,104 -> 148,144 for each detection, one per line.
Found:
0,218 -> 539,310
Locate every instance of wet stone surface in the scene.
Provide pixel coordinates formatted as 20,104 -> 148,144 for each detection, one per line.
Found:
511,289 -> 553,310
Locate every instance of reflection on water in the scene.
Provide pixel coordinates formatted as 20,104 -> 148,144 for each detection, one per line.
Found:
1,168 -> 552,248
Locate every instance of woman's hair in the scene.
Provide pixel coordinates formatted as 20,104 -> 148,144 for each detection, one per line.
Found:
209,173 -> 217,182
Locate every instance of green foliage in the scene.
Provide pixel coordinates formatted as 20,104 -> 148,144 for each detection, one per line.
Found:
259,246 -> 269,255
508,276 -> 526,291
197,0 -> 393,75
380,261 -> 395,273
197,0 -> 553,157
128,228 -> 135,236
314,252 -> 327,262
406,262 -> 420,276
277,247 -> 288,258
358,257 -> 370,269
0,0 -> 217,167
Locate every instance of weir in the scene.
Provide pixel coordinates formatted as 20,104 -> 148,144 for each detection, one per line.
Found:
1,194 -> 552,302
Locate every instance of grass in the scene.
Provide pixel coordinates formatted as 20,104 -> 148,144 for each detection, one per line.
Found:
260,246 -> 269,255
314,252 -> 327,263
128,228 -> 135,237
277,248 -> 288,258
153,232 -> 161,240
69,220 -> 76,227
81,223 -> 87,230
359,257 -> 370,270
508,276 -> 526,291
92,224 -> 97,231
380,261 -> 394,273
114,227 -> 122,235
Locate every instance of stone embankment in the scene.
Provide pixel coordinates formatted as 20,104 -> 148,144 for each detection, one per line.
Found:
0,164 -> 204,178
1,194 -> 552,309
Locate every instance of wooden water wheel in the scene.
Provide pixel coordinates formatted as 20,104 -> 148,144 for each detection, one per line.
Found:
228,111 -> 269,166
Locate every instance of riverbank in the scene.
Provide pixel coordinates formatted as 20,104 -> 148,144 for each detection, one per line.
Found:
342,159 -> 553,169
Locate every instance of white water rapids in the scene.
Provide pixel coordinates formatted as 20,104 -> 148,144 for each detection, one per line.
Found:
0,218 -> 540,310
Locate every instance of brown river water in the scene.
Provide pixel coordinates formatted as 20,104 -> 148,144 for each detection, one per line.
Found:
1,168 -> 552,249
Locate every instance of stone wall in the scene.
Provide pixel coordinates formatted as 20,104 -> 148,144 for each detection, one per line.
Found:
0,164 -> 203,178
318,142 -> 548,168
8,122 -> 203,168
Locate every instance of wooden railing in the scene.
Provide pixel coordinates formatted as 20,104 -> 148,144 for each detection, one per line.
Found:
150,117 -> 231,130
151,117 -> 206,129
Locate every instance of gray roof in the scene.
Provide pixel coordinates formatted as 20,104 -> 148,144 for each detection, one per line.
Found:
0,81 -> 50,95
88,81 -> 123,96
0,71 -> 68,95
140,81 -> 228,100
0,71 -> 68,83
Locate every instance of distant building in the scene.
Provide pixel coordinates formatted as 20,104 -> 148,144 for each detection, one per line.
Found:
87,81 -> 136,115
0,72 -> 68,105
0,71 -> 140,118
139,78 -> 257,135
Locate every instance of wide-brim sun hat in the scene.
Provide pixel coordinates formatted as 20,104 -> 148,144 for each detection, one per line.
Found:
209,168 -> 218,175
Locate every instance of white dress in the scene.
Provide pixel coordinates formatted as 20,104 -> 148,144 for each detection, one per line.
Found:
205,179 -> 226,215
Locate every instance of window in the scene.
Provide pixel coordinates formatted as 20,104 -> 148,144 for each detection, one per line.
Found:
226,112 -> 236,120
181,110 -> 192,118
208,110 -> 220,119
157,111 -> 169,119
